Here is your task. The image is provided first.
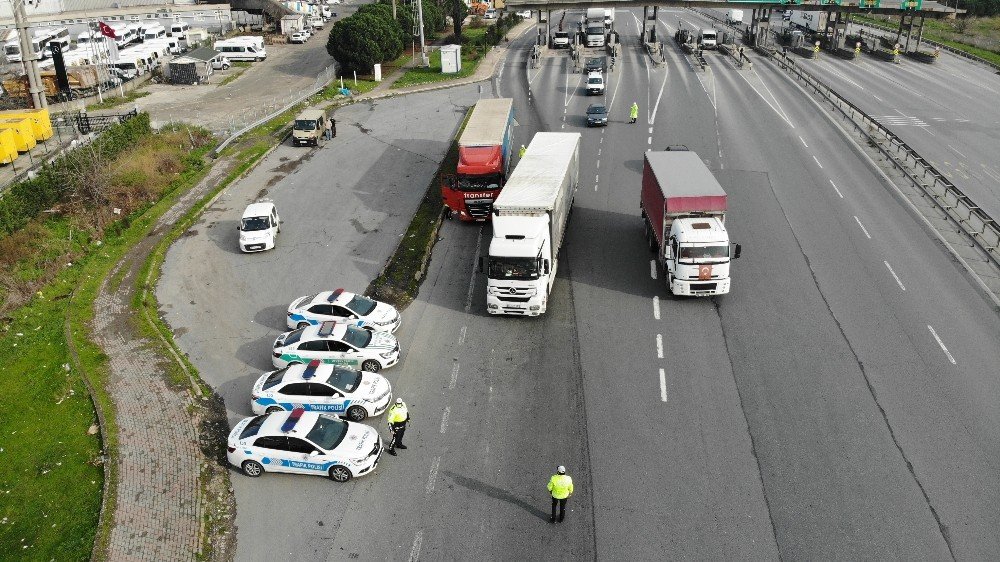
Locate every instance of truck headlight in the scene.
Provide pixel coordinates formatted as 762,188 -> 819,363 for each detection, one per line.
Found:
529,305 -> 540,311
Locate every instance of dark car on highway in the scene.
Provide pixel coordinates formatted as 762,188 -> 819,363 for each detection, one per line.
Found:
586,103 -> 608,127
584,56 -> 606,73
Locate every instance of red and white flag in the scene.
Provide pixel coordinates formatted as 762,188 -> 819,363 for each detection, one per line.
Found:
98,21 -> 116,39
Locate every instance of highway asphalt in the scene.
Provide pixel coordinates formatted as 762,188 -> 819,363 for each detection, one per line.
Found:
156,8 -> 1000,560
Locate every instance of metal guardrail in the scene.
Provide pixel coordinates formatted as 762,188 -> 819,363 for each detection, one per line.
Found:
849,18 -> 1000,72
211,63 -> 338,156
767,52 -> 1000,267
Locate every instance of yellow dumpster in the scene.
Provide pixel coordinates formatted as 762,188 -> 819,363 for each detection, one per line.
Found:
0,108 -> 53,141
0,118 -> 38,152
0,129 -> 19,165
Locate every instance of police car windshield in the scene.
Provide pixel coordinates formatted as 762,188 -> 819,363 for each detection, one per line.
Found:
241,216 -> 269,231
346,295 -> 377,316
239,415 -> 267,439
262,368 -> 287,390
342,326 -> 372,348
305,415 -> 349,450
282,329 -> 304,347
326,367 -> 363,392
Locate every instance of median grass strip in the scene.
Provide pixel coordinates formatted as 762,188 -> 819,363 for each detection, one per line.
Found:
86,90 -> 150,112
366,107 -> 473,308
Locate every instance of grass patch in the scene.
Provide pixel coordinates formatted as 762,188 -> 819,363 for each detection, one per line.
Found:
852,14 -> 1000,64
0,124 -> 212,560
86,90 -> 150,112
218,67 -> 249,87
391,47 -> 484,89
366,108 -> 473,308
934,36 -> 1000,66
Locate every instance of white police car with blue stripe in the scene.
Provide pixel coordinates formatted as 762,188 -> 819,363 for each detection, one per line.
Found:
286,289 -> 401,332
251,360 -> 392,420
227,408 -> 381,482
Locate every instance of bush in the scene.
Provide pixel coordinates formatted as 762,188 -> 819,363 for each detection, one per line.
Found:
327,11 -> 404,74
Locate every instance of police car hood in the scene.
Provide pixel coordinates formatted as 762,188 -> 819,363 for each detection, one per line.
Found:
357,372 -> 391,401
369,302 -> 398,324
339,421 -> 379,454
363,331 -> 397,351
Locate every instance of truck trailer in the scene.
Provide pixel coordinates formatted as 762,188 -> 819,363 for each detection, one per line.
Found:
640,150 -> 741,296
789,10 -> 829,33
442,98 -> 515,221
483,132 -> 580,316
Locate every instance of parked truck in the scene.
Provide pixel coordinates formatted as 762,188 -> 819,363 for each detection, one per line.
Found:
640,150 -> 741,296
481,132 -> 580,316
442,98 -> 515,221
789,10 -> 828,33
726,9 -> 744,25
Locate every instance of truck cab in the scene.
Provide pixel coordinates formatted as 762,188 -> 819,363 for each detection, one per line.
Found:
586,26 -> 606,47
665,217 -> 738,296
699,29 -> 718,49
486,216 -> 551,315
442,98 -> 514,222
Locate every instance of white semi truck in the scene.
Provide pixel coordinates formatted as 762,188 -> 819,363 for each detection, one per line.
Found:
641,150 -> 741,296
482,132 -> 580,316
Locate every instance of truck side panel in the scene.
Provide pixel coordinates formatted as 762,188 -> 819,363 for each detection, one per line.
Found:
641,157 -> 666,250
548,137 -> 579,273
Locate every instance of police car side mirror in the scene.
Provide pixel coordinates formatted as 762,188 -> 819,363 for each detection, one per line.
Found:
733,244 -> 742,260
542,259 -> 550,274
236,225 -> 241,231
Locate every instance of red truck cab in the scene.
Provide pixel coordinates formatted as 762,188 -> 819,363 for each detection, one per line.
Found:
443,98 -> 515,222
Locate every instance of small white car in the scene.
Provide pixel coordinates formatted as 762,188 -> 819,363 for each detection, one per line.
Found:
289,32 -> 307,44
326,0 -> 342,4
309,17 -> 324,30
586,71 -> 605,95
227,408 -> 382,482
237,202 -> 280,253
251,360 -> 392,420
484,9 -> 498,19
211,56 -> 231,70
272,321 -> 400,372
286,288 -> 401,332
517,10 -> 532,18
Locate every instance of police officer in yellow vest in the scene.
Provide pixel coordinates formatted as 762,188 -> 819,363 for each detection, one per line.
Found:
519,144 -> 527,159
386,397 -> 410,456
547,465 -> 574,523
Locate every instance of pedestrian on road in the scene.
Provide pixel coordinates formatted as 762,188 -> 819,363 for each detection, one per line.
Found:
547,465 -> 574,523
629,102 -> 639,124
386,397 -> 410,456
519,144 -> 527,158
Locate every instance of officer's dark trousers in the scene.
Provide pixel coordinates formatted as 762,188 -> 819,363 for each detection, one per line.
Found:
389,424 -> 406,449
551,497 -> 567,521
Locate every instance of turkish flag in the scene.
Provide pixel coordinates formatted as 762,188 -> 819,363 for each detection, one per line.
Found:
98,21 -> 116,39
698,264 -> 713,280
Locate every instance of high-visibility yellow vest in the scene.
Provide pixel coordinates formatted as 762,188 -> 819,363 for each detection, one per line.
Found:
387,403 -> 408,424
547,474 -> 574,499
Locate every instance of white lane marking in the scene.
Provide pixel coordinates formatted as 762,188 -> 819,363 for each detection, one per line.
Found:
458,326 -> 467,345
440,407 -> 450,433
464,227 -> 483,313
648,136 -> 652,145
650,259 -> 658,279
873,93 -> 883,102
595,174 -> 599,183
648,127 -> 654,134
659,368 -> 668,402
596,160 -> 600,169
812,155 -> 824,169
564,65 -> 570,107
597,148 -> 602,156
656,334 -> 663,359
426,458 -> 440,494
947,144 -> 967,158
561,124 -> 566,129
920,126 -> 937,137
927,325 -> 956,365
564,107 -> 567,113
409,530 -> 424,561
653,296 -> 660,320
600,137 -> 604,143
854,216 -> 872,239
799,135 -> 809,148
649,61 -> 669,125
449,362 -> 460,389
733,70 -> 789,127
884,261 -> 906,291
830,179 -> 844,198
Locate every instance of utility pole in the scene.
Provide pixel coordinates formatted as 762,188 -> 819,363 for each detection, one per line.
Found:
416,0 -> 428,67
392,0 -> 397,20
13,0 -> 47,109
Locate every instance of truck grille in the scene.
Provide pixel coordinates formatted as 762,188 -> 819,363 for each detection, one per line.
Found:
690,282 -> 717,292
497,296 -> 530,302
466,200 -> 493,219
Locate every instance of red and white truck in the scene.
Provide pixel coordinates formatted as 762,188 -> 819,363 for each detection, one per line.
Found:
640,150 -> 742,296
442,98 -> 515,222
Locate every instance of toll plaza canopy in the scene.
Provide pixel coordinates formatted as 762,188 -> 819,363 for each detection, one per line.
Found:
503,0 -> 956,16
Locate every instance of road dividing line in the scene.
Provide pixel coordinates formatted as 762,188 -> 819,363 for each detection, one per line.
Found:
829,179 -> 844,198
853,216 -> 872,239
440,407 -> 450,434
596,160 -> 600,169
653,296 -> 660,320
465,227 -> 483,313
595,174 -> 599,184
426,458 -> 440,494
927,325 -> 957,365
884,261 -> 906,291
650,259 -> 658,279
799,135 -> 809,148
649,127 -> 654,134
647,136 -> 652,145
659,368 -> 668,402
409,530 -> 424,561
873,93 -> 883,102
947,144 -> 967,158
458,326 -> 467,346
449,362 -> 460,389
812,155 -> 824,169
597,148 -> 602,156
656,334 -> 663,359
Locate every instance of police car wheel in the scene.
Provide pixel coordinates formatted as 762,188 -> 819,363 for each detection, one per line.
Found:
242,460 -> 264,477
346,405 -> 367,421
329,466 -> 352,482
296,322 -> 310,329
361,360 -> 381,372
265,406 -> 283,414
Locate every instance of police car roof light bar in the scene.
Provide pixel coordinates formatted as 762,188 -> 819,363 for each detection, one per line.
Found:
281,407 -> 305,432
303,360 -> 321,379
318,321 -> 336,337
326,288 -> 345,303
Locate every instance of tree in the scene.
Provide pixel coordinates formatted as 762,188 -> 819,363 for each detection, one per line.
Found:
327,12 -> 403,74
357,3 -> 407,45
445,0 -> 470,40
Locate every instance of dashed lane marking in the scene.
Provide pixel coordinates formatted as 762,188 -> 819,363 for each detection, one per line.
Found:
659,368 -> 668,402
440,407 -> 450,434
653,296 -> 660,320
409,530 -> 424,561
854,216 -> 872,239
449,362 -> 459,390
458,326 -> 466,346
650,259 -> 657,279
799,135 -> 809,148
927,325 -> 956,365
830,179 -> 844,198
884,261 -> 906,291
656,334 -> 663,359
813,155 -> 824,169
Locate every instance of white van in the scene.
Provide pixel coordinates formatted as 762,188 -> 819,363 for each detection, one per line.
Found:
169,22 -> 190,37
699,29 -> 718,49
237,202 -> 280,252
214,38 -> 266,61
142,23 -> 166,42
146,36 -> 181,54
229,36 -> 265,53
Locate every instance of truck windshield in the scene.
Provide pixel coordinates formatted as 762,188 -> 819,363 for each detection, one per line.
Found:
679,245 -> 729,261
488,257 -> 539,280
458,174 -> 501,192
294,119 -> 318,131
587,27 -> 603,35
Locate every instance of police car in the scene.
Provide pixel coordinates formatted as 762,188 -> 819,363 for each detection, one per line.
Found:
272,320 -> 400,372
251,360 -> 392,420
286,289 -> 401,333
227,408 -> 382,482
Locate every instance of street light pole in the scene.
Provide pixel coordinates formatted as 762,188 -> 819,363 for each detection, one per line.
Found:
12,0 -> 47,109
416,0 -> 428,67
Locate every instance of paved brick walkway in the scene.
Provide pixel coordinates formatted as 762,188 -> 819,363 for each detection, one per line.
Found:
92,159 -> 237,561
